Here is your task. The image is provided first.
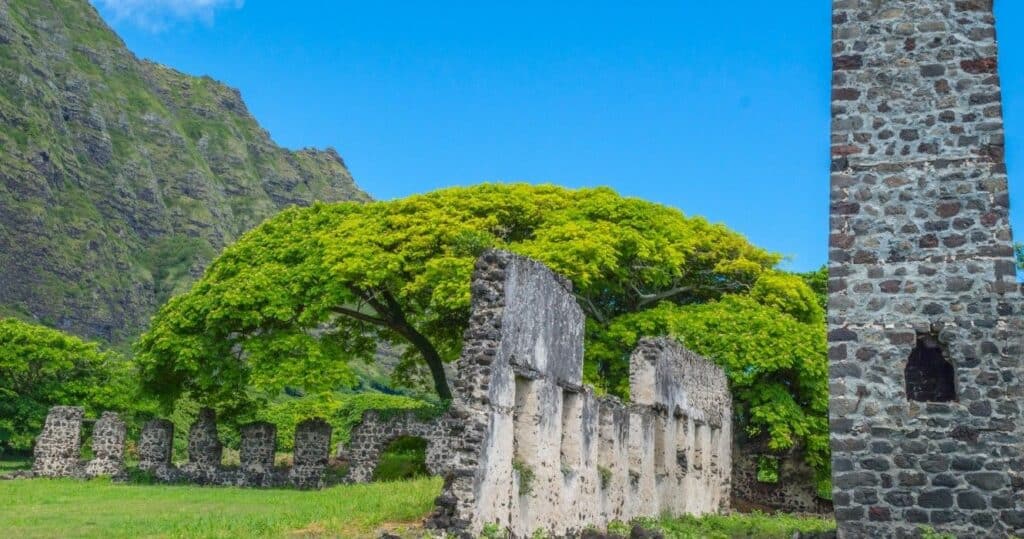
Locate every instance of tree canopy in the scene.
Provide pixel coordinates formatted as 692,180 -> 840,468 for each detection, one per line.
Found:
136,183 -> 827,479
0,318 -> 132,453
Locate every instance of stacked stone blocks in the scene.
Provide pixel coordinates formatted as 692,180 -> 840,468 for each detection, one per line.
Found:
414,250 -> 733,537
31,405 -> 85,477
829,1 -> 1024,537
340,410 -> 454,483
31,406 -> 332,489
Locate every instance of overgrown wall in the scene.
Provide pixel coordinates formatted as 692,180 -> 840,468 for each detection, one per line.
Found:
730,441 -> 832,515
419,250 -> 732,537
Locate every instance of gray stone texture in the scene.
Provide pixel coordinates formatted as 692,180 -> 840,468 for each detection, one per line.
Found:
829,1 -> 1024,537
83,412 -> 126,477
422,250 -> 733,537
179,407 -> 223,483
137,418 -> 183,482
31,405 -> 84,477
240,421 -> 277,486
731,440 -> 833,515
340,410 -> 453,483
289,418 -> 331,489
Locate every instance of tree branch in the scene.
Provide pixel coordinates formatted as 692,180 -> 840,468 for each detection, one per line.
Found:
633,284 -> 695,308
331,306 -> 390,327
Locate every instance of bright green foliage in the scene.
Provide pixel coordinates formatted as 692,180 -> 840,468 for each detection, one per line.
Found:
136,183 -> 826,482
756,455 -> 780,484
137,183 -> 777,410
1015,243 -> 1024,271
794,265 -> 828,314
371,436 -> 429,481
0,318 -> 134,452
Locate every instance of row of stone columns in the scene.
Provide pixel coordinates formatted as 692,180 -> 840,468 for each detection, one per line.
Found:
32,406 -> 126,478
32,405 -> 332,489
137,409 -> 332,488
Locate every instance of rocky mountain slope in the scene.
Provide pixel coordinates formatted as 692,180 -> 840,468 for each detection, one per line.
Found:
0,0 -> 369,343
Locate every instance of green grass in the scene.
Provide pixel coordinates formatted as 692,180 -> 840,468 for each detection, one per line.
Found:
372,436 -> 430,482
0,476 -> 442,538
640,512 -> 835,538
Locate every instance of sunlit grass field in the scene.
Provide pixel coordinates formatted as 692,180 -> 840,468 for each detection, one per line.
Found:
0,458 -> 835,538
0,475 -> 442,538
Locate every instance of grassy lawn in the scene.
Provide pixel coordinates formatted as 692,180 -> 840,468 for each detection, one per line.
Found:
643,513 -> 835,538
0,476 -> 442,538
0,458 -> 834,539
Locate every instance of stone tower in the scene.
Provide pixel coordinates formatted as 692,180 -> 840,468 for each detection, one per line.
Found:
829,1 -> 1024,537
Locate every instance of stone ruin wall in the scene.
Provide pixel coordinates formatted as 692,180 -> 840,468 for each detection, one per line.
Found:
30,405 -> 333,489
28,250 -> 733,537
730,441 -> 833,515
400,250 -> 734,538
829,0 -> 1024,537
137,411 -> 332,489
340,410 -> 455,483
31,405 -> 126,479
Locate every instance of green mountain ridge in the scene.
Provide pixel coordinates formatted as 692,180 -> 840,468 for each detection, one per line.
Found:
0,0 -> 370,343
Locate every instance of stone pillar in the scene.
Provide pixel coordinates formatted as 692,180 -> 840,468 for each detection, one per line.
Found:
138,419 -> 174,471
180,407 -> 222,482
289,418 -> 331,489
240,421 -> 277,485
83,412 -> 126,477
31,406 -> 84,477
829,1 -> 1024,537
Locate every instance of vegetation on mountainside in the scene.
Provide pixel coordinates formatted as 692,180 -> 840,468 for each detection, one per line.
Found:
0,0 -> 367,343
136,183 -> 829,484
0,318 -> 136,453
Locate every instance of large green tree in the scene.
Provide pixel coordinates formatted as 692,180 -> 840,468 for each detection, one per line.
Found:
137,184 -> 827,477
0,318 -> 133,453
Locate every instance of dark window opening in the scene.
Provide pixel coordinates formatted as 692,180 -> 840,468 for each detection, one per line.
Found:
905,334 -> 956,402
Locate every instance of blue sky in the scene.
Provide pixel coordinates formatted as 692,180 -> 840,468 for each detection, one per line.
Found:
92,1 -> 1024,272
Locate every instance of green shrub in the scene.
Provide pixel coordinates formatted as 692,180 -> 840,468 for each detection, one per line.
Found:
513,459 -> 535,496
756,455 -> 780,483
598,465 -> 613,490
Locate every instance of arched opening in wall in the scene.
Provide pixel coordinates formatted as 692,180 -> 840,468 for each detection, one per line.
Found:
371,436 -> 429,481
904,333 -> 956,402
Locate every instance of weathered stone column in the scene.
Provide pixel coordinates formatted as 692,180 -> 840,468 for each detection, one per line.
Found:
240,421 -> 277,485
180,407 -> 222,483
829,1 -> 1024,536
289,418 -> 331,489
83,412 -> 126,477
31,406 -> 84,477
138,419 -> 174,471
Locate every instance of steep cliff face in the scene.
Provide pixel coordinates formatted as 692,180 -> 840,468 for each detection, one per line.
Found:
0,0 -> 369,342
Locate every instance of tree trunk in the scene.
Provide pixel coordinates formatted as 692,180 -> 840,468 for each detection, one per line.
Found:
341,288 -> 454,401
398,325 -> 453,401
